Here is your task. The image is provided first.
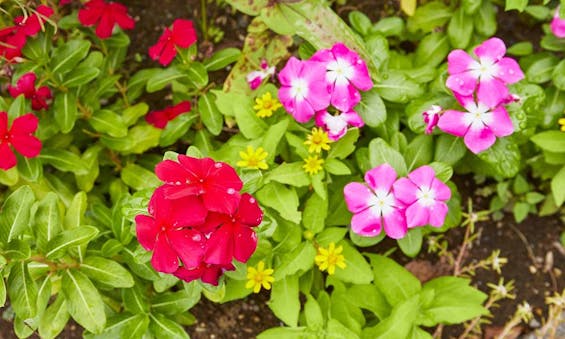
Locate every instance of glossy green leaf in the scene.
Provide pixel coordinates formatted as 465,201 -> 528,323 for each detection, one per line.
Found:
39,294 -> 69,339
146,66 -> 188,92
266,162 -> 310,187
369,254 -> 421,306
53,91 -> 78,133
81,256 -> 134,288
0,186 -> 35,244
269,274 -> 300,327
39,148 -> 89,175
45,226 -> 99,259
89,110 -> 128,137
303,193 -> 328,234
356,89 -> 387,127
256,182 -> 301,223
121,164 -> 161,191
204,47 -> 241,71
199,92 -> 223,135
149,313 -> 189,339
62,269 -> 106,334
50,40 -> 91,75
7,262 -> 37,320
333,242 -> 373,284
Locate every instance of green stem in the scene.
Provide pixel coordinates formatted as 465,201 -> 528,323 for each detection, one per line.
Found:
200,0 -> 208,42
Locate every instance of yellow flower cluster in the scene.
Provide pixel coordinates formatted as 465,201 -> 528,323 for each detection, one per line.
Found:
302,128 -> 331,175
303,155 -> 324,175
315,242 -> 346,275
246,261 -> 275,293
237,146 -> 269,170
254,92 -> 282,118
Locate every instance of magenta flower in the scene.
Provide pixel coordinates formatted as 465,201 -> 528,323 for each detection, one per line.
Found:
315,109 -> 364,141
422,105 -> 442,135
8,72 -> 52,111
278,57 -> 330,123
446,37 -> 524,108
311,43 -> 373,112
343,164 -> 407,239
437,93 -> 514,154
246,60 -> 275,90
551,7 -> 565,38
393,166 -> 451,228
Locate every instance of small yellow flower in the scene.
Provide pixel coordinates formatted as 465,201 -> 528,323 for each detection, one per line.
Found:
315,242 -> 346,275
254,92 -> 282,118
303,155 -> 324,175
237,146 -> 269,170
559,118 -> 565,131
246,261 -> 275,293
304,127 -> 331,153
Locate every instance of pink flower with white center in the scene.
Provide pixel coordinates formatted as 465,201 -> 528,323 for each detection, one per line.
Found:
446,37 -> 524,108
344,164 -> 407,239
315,109 -> 364,141
437,93 -> 514,154
246,59 -> 275,90
551,7 -> 565,38
393,166 -> 451,229
278,57 -> 330,123
422,105 -> 442,135
311,43 -> 373,112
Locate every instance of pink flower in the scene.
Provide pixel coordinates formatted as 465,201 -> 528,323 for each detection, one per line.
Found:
422,105 -> 442,135
551,7 -> 565,38
446,37 -> 524,107
14,5 -> 54,37
135,187 -> 208,273
246,60 -> 275,90
78,0 -> 135,39
437,93 -> 514,154
149,19 -> 197,66
311,43 -> 373,111
315,109 -> 364,141
393,166 -> 451,228
174,262 -> 235,286
8,72 -> 52,111
0,112 -> 42,170
155,155 -> 243,214
0,26 -> 27,61
278,57 -> 330,123
344,164 -> 407,239
202,193 -> 262,266
145,101 -> 191,129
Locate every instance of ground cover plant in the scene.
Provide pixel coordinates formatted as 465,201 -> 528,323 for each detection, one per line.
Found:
0,0 -> 563,338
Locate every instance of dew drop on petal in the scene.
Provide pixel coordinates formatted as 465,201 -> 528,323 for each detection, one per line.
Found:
227,188 -> 236,195
199,189 -> 205,194
214,162 -> 222,168
192,233 -> 202,242
249,197 -> 256,204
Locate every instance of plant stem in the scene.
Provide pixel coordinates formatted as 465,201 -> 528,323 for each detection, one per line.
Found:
200,0 -> 208,42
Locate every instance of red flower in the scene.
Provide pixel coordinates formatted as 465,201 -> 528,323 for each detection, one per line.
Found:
148,19 -> 197,66
14,5 -> 54,37
155,156 -> 243,214
174,262 -> 235,286
0,26 -> 27,61
145,101 -> 191,129
0,112 -> 41,170
60,0 -> 72,5
78,0 -> 135,39
203,193 -> 262,266
135,187 -> 208,273
8,73 -> 52,111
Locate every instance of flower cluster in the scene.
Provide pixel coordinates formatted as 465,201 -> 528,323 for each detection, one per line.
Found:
425,38 -> 524,154
247,60 -> 276,90
254,92 -> 282,118
78,0 -> 135,39
315,242 -> 346,275
302,127 -> 332,175
278,43 -> 372,140
149,19 -> 197,66
145,101 -> 191,129
0,112 -> 42,170
135,155 -> 263,285
0,5 -> 53,61
551,7 -> 565,38
344,164 -> 451,239
8,72 -> 52,111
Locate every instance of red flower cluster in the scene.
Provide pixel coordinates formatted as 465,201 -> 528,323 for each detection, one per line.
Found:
135,156 -> 263,285
0,5 -> 53,61
0,112 -> 42,170
149,19 -> 197,66
145,101 -> 191,129
78,0 -> 135,39
8,73 -> 52,111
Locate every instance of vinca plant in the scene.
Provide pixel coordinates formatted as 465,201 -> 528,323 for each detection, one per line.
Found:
0,0 -> 563,338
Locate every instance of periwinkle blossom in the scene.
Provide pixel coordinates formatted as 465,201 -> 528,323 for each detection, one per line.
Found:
278,57 -> 330,123
551,7 -> 565,38
246,60 -> 275,90
437,93 -> 514,154
446,37 -> 524,108
311,43 -> 373,112
393,166 -> 451,228
315,109 -> 364,141
344,164 -> 407,239
422,105 -> 442,135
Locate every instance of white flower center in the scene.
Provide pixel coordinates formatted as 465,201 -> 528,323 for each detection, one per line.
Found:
416,186 -> 436,207
368,190 -> 396,217
325,114 -> 348,135
463,101 -> 493,130
469,58 -> 498,81
327,58 -> 354,86
290,78 -> 308,101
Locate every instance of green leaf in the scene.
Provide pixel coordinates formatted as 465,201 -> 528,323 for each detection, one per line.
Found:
369,254 -> 421,306
328,128 -> 359,159
274,241 -> 316,280
204,47 -> 241,71
64,191 -> 87,230
7,262 -> 37,320
197,94 -> 222,137
476,138 -> 521,178
152,288 -> 201,315
397,228 -> 423,257
474,1 -> 497,38
415,33 -> 450,68
146,66 -> 188,92
5,240 -> 31,260
551,165 -> 565,206
94,313 -> 149,339
303,193 -> 328,234
257,327 -> 307,339
63,269 -> 106,334
266,162 -> 310,187
0,166 -> 18,186
363,295 -> 420,339
53,91 -> 78,133
356,89 -> 387,127
333,241 -> 373,284
0,276 -> 5,308
45,226 -> 99,259
160,114 -> 197,147
50,40 -> 91,75
327,319 -> 361,339
186,62 -> 209,89
513,202 -> 530,223
149,313 -> 189,339
122,285 -> 150,314
123,103 -> 149,126
101,125 -> 161,154
39,294 -> 69,339
232,95 -> 267,139
505,0 -> 528,11
526,54 -> 559,84
428,162 -> 453,182
347,284 -> 390,320
407,2 -> 452,33
349,11 -> 372,35
17,155 -> 42,182
269,274 -> 300,327
532,131 -> 565,152
63,66 -> 100,87
405,135 -> 433,171
304,294 -> 324,328
35,193 -> 62,252
121,164 -> 161,191
553,60 -> 565,91
325,158 -> 351,175
447,7 -> 473,49
369,138 -> 408,176
0,186 -> 35,244
256,183 -> 302,223
375,71 -> 424,103
80,256 -> 134,288
261,118 -> 289,162
434,135 -> 466,166
39,148 -> 89,175
89,110 -> 128,137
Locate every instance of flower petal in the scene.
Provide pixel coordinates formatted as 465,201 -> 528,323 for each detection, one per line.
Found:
463,126 -> 496,154
496,57 -> 524,84
407,165 -> 436,188
477,78 -> 508,108
204,225 -> 234,266
382,208 -> 407,239
0,143 -> 17,170
428,202 -> 449,227
344,182 -> 374,213
151,235 -> 179,273
330,83 -> 361,112
445,71 -> 477,96
172,19 -> 197,48
168,228 -> 205,269
10,113 -> 38,135
437,110 -> 469,137
236,193 -> 263,226
350,208 -> 382,237
155,159 -> 188,183
447,49 -> 475,74
134,214 -> 158,250
364,163 -> 397,192
233,225 -> 257,263
392,177 -> 418,205
431,178 -> 451,201
489,106 -> 514,137
10,134 -> 41,158
474,37 -> 506,62
405,203 -> 430,228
